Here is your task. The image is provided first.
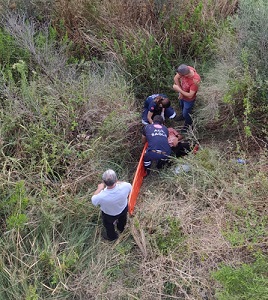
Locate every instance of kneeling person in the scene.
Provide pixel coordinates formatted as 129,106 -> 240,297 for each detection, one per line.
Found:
142,93 -> 176,125
142,115 -> 171,175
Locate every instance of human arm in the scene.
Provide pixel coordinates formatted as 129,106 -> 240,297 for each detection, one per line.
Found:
173,73 -> 182,86
142,134 -> 147,144
93,183 -> 105,196
147,111 -> 154,124
141,126 -> 147,144
172,84 -> 197,98
177,133 -> 183,142
161,108 -> 165,121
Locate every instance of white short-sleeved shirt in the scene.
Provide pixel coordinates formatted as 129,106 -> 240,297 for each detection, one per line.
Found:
91,182 -> 132,216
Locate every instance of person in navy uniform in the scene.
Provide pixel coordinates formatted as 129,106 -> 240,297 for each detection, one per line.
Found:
142,94 -> 177,125
142,115 -> 171,175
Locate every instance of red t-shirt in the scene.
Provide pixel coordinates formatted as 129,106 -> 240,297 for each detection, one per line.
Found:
180,66 -> 201,101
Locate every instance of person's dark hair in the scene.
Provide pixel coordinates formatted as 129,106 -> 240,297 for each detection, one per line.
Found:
161,98 -> 170,108
153,115 -> 164,124
176,64 -> 190,75
102,169 -> 117,186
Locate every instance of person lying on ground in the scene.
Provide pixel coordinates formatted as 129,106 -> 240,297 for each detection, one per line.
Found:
168,127 -> 195,157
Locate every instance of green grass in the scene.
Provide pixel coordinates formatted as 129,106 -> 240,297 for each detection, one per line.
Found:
212,253 -> 268,300
0,1 -> 267,299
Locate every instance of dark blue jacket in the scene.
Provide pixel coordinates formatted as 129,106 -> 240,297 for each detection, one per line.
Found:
143,123 -> 171,155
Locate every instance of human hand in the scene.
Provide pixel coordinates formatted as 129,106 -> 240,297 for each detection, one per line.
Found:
173,84 -> 182,93
93,182 -> 106,196
98,183 -> 105,190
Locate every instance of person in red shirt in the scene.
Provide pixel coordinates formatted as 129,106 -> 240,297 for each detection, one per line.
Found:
173,64 -> 201,132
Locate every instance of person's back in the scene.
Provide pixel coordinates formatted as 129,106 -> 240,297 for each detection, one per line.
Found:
92,182 -> 131,215
91,169 -> 132,241
144,123 -> 171,155
142,115 -> 171,174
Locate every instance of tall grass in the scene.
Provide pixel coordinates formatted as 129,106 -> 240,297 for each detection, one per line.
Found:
9,141 -> 255,300
48,0 -> 238,98
0,1 -> 267,299
198,0 -> 268,144
0,15 -> 141,299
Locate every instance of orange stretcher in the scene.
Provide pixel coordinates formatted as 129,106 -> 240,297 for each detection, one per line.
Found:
128,142 -> 148,215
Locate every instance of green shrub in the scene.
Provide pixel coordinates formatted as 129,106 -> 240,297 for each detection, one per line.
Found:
0,31 -> 30,93
162,1 -> 219,60
155,217 -> 185,255
223,49 -> 257,136
212,253 -> 268,300
229,0 -> 268,136
223,207 -> 267,247
113,31 -> 175,99
20,123 -> 70,176
233,0 -> 268,76
196,0 -> 268,139
0,29 -> 30,72
0,181 -> 30,231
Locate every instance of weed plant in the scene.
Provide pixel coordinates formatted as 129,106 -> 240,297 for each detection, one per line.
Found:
212,253 -> 268,299
198,0 -> 268,143
0,1 -> 267,300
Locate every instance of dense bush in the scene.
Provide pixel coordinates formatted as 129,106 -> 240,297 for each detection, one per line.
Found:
232,0 -> 268,137
48,0 -> 238,98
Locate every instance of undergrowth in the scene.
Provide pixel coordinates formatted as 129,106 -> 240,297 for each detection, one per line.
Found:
0,1 -> 267,299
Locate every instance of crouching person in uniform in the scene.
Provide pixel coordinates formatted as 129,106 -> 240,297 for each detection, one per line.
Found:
142,93 -> 176,125
91,169 -> 132,241
142,115 -> 171,175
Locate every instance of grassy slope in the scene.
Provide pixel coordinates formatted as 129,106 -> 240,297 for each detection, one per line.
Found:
0,0 -> 267,299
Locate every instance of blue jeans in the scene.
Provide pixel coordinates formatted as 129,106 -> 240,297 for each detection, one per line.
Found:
180,99 -> 195,126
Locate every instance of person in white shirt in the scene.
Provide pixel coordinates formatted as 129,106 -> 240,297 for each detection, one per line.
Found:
91,169 -> 132,241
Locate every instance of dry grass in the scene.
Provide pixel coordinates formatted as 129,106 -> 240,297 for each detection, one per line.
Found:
0,1 -> 267,299
93,147 -> 265,298
201,0 -> 238,19
50,0 -> 239,60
